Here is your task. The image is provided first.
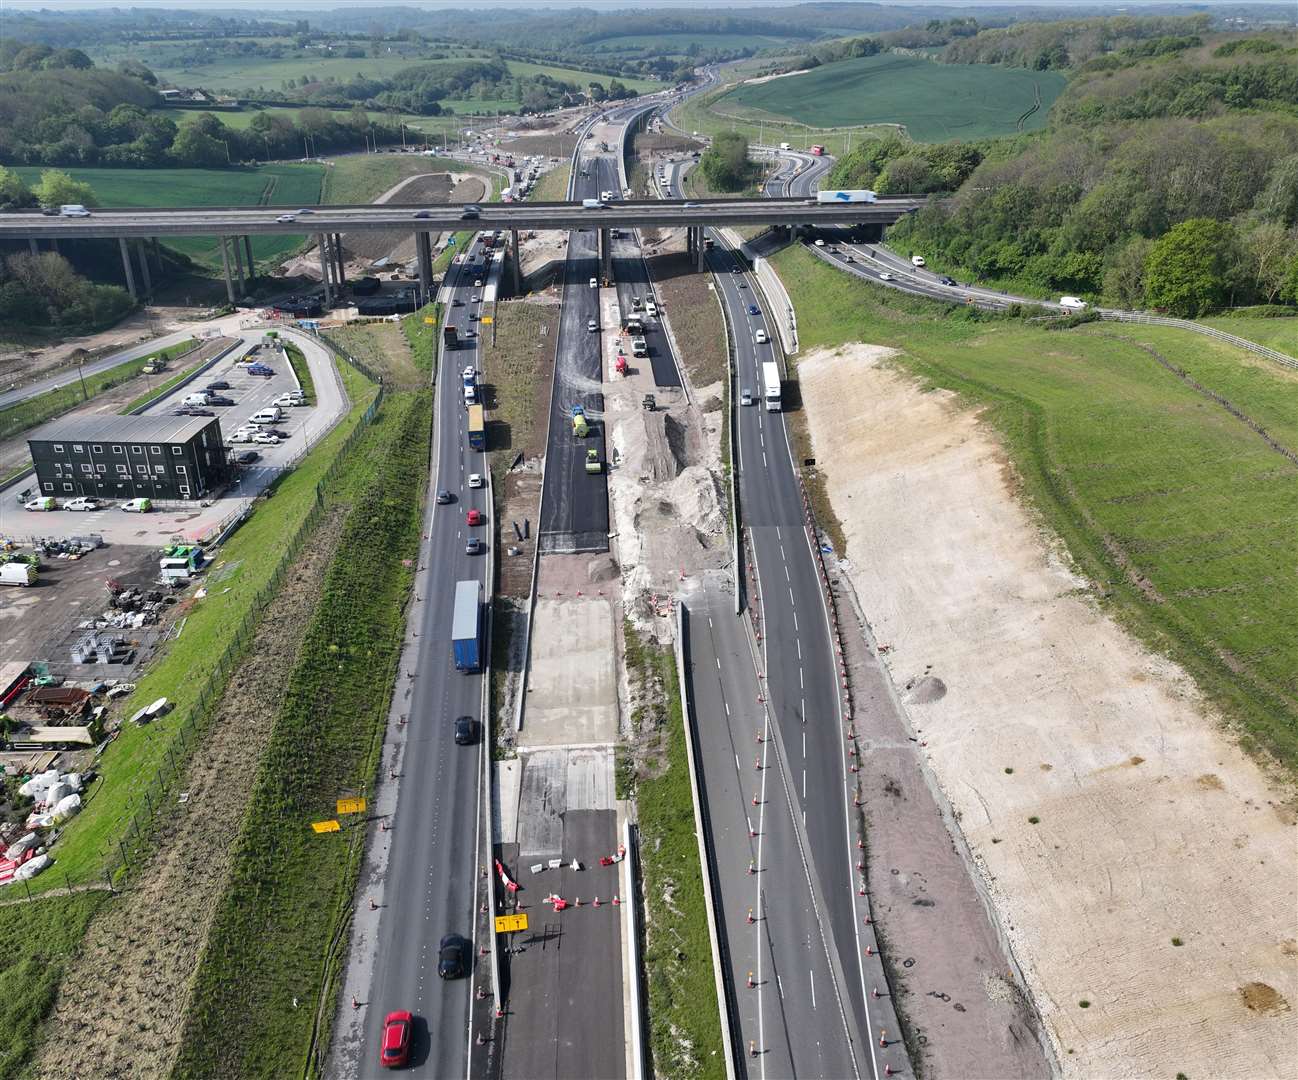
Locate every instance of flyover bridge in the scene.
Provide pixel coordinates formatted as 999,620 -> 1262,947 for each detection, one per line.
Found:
0,195 -> 922,305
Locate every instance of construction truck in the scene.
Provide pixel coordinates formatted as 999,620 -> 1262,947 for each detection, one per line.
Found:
585,449 -> 602,474
571,405 -> 589,438
443,324 -> 458,349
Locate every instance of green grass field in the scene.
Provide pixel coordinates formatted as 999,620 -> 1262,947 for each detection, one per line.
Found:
12,164 -> 323,267
0,892 -> 107,1078
1202,317 -> 1298,357
720,54 -> 1066,141
586,31 -> 796,56
772,245 -> 1298,770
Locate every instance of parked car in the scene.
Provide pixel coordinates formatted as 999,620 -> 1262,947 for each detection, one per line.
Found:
120,497 -> 152,513
467,473 -> 484,489
465,536 -> 483,555
436,489 -> 453,504
252,432 -> 281,445
454,716 -> 479,745
466,508 -> 484,526
272,393 -> 301,407
207,395 -> 235,406
64,497 -> 100,511
174,406 -> 214,417
24,497 -> 57,512
205,381 -> 230,391
438,934 -> 466,978
235,451 -> 260,464
380,1011 -> 412,1069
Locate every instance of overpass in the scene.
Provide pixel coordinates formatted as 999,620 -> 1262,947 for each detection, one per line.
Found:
0,194 -> 921,306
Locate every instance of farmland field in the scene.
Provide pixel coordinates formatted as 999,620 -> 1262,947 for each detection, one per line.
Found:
12,164 -> 323,267
720,53 -> 1066,141
772,244 -> 1298,769
587,30 -> 799,55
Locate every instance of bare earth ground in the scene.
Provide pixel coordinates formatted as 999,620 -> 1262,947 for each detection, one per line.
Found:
797,343 -> 1298,1080
0,309 -> 173,391
31,507 -> 347,1080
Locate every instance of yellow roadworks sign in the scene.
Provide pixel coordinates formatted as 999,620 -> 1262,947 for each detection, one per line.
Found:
494,913 -> 528,933
480,315 -> 493,325
336,797 -> 367,815
312,819 -> 341,834
423,316 -> 435,325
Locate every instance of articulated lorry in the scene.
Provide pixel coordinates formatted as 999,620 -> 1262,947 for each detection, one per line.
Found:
816,189 -> 877,204
762,361 -> 781,412
452,579 -> 482,672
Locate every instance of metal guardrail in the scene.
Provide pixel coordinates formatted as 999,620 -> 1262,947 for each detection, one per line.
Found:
1098,310 -> 1298,371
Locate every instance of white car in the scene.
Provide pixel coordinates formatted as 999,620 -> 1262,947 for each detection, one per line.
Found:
879,272 -> 894,282
587,318 -> 598,333
252,432 -> 281,444
755,329 -> 768,344
64,497 -> 101,512
462,365 -> 477,380
272,393 -> 302,407
275,214 -> 297,224
471,294 -> 481,304
467,473 -> 484,489
474,279 -> 483,288
589,277 -> 598,289
814,238 -> 825,247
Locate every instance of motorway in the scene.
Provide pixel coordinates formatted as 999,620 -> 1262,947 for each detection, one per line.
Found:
649,118 -> 909,1075
328,234 -> 494,1079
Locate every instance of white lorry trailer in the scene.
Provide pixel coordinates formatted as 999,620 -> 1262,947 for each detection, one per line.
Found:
815,189 -> 878,204
762,361 -> 781,412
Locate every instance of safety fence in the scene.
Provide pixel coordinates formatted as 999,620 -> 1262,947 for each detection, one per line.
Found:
1097,310 -> 1298,371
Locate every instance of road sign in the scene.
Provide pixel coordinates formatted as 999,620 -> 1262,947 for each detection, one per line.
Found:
311,820 -> 341,834
494,913 -> 528,933
480,315 -> 493,325
336,797 -> 367,815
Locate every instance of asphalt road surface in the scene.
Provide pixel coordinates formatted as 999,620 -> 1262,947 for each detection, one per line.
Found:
537,140 -> 611,554
330,235 -> 493,1080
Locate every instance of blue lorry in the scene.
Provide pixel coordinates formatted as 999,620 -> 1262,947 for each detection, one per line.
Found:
452,579 -> 482,671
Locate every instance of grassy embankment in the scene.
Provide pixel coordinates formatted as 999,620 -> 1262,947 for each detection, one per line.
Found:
623,623 -> 726,1080
771,243 -> 1298,769
320,154 -> 475,206
173,385 -> 431,1078
0,339 -> 197,443
283,341 -> 317,403
24,360 -> 378,894
0,893 -> 106,1078
529,162 -> 572,203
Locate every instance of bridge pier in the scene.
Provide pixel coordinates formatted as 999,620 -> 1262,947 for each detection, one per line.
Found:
599,227 -> 612,285
28,238 -> 38,255
218,237 -> 235,304
511,227 -> 521,295
317,234 -> 333,307
231,233 -> 246,294
243,235 -> 255,282
332,232 -> 346,288
136,240 -> 152,298
695,227 -> 706,271
415,231 -> 432,305
118,237 -> 138,301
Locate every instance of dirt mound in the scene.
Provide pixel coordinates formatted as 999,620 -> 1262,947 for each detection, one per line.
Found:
587,553 -> 620,583
668,466 -> 722,534
641,411 -> 683,483
904,675 -> 947,704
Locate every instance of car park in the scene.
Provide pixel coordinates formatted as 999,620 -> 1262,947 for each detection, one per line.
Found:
454,716 -> 479,745
467,473 -> 484,489
465,536 -> 483,556
380,1011 -> 412,1069
438,934 -> 466,978
64,497 -> 101,511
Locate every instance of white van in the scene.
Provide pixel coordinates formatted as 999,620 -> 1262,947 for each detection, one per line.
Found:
249,407 -> 282,425
632,337 -> 648,358
645,300 -> 658,317
911,255 -> 926,267
1059,296 -> 1088,310
59,204 -> 91,217
182,391 -> 210,407
464,384 -> 476,406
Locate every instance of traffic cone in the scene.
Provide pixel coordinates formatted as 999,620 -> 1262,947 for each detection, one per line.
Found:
747,971 -> 755,989
752,793 -> 759,806
612,895 -> 620,906
755,732 -> 763,744
754,757 -> 761,771
866,945 -> 874,956
351,996 -> 359,1010
879,1028 -> 887,1047
746,907 -> 754,924
593,896 -> 600,908
872,987 -> 880,999
885,1066 -> 893,1076
749,1040 -> 757,1057
747,859 -> 756,876
369,897 -> 377,910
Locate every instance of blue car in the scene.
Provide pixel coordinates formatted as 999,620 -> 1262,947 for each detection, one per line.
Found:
747,304 -> 760,316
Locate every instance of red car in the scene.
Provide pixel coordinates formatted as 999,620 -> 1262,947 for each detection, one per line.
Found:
380,1010 -> 412,1069
466,508 -> 484,527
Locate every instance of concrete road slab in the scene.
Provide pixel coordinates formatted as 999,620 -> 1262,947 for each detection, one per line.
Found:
521,596 -> 617,747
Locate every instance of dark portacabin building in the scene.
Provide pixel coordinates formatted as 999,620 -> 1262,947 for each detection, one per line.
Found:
27,413 -> 228,501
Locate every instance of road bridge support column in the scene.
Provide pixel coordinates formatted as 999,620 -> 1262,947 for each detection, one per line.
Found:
218,237 -> 235,304
599,226 -> 612,284
510,227 -> 521,295
231,233 -> 246,295
243,235 -> 255,282
152,237 -> 163,274
136,240 -> 152,298
317,234 -> 332,306
696,227 -> 705,271
332,232 -> 346,287
118,237 -> 138,301
28,238 -> 38,255
415,231 -> 432,304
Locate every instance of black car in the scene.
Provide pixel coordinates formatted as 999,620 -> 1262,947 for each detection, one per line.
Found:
261,428 -> 290,440
454,716 -> 479,745
438,934 -> 466,979
939,276 -> 957,286
174,406 -> 214,417
235,450 -> 260,464
436,489 -> 453,505
208,395 -> 235,406
205,381 -> 230,391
